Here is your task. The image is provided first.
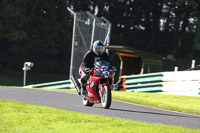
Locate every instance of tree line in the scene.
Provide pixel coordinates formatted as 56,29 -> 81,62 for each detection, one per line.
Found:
0,0 -> 200,75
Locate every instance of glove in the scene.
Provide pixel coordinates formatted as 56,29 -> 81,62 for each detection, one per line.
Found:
84,68 -> 94,73
112,66 -> 117,71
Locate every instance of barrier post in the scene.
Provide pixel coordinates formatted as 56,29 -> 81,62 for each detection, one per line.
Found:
23,62 -> 34,86
174,66 -> 178,72
191,60 -> 195,69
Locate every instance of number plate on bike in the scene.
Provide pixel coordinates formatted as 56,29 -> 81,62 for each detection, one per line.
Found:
102,71 -> 109,78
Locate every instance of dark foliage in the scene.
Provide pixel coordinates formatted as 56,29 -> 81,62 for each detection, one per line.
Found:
0,0 -> 200,75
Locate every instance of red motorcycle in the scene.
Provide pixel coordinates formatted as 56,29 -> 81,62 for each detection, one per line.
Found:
71,60 -> 115,109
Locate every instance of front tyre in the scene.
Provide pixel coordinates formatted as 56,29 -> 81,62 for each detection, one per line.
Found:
82,94 -> 94,107
101,85 -> 112,109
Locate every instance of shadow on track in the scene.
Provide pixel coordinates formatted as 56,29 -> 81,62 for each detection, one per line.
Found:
107,108 -> 200,119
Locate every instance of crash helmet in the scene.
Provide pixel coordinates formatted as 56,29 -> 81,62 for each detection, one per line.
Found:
92,40 -> 104,55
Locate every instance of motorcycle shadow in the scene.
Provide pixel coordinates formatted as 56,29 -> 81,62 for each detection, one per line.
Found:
108,108 -> 200,118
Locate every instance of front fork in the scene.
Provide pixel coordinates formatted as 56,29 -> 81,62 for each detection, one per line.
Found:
99,83 -> 103,98
98,82 -> 109,101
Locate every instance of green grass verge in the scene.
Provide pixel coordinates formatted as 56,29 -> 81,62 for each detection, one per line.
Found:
112,91 -> 200,115
0,100 -> 199,133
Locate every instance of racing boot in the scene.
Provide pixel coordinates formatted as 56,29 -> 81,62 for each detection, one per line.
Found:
80,76 -> 87,96
81,83 -> 86,96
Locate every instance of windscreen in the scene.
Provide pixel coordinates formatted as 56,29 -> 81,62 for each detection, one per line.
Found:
95,60 -> 111,68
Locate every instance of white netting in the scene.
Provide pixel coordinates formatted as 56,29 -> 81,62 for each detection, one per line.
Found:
71,11 -> 110,78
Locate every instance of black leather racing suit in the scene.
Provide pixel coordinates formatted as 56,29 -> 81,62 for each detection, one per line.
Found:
80,49 -> 110,72
79,49 -> 110,87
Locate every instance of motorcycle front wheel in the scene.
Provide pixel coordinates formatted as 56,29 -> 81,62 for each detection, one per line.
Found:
101,85 -> 112,109
82,94 -> 94,107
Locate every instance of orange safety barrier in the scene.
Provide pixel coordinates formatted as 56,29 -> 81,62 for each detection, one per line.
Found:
122,77 -> 127,91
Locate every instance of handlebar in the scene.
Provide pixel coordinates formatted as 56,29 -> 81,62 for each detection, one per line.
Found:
84,68 -> 94,73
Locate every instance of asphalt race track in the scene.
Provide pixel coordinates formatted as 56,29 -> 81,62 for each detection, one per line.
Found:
0,87 -> 200,129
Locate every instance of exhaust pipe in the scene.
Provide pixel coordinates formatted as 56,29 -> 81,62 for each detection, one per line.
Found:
71,75 -> 81,95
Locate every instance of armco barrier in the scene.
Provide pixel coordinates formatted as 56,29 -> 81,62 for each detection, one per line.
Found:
121,71 -> 200,96
24,80 -> 74,89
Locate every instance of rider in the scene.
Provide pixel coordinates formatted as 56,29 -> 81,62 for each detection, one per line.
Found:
79,40 -> 110,95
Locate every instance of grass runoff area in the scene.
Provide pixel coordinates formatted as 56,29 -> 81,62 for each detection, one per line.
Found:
1,69 -> 200,132
0,100 -> 200,133
112,91 -> 200,115
1,89 -> 199,133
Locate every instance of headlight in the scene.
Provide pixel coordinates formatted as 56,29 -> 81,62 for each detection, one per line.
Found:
96,71 -> 103,76
102,71 -> 110,78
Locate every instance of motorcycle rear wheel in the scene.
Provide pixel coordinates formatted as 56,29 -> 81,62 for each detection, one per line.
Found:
82,94 -> 94,107
101,85 -> 112,109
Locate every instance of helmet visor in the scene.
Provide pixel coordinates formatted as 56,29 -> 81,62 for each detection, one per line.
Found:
96,47 -> 104,54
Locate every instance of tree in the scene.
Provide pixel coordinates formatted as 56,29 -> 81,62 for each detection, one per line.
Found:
0,0 -> 72,74
1,0 -> 200,74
